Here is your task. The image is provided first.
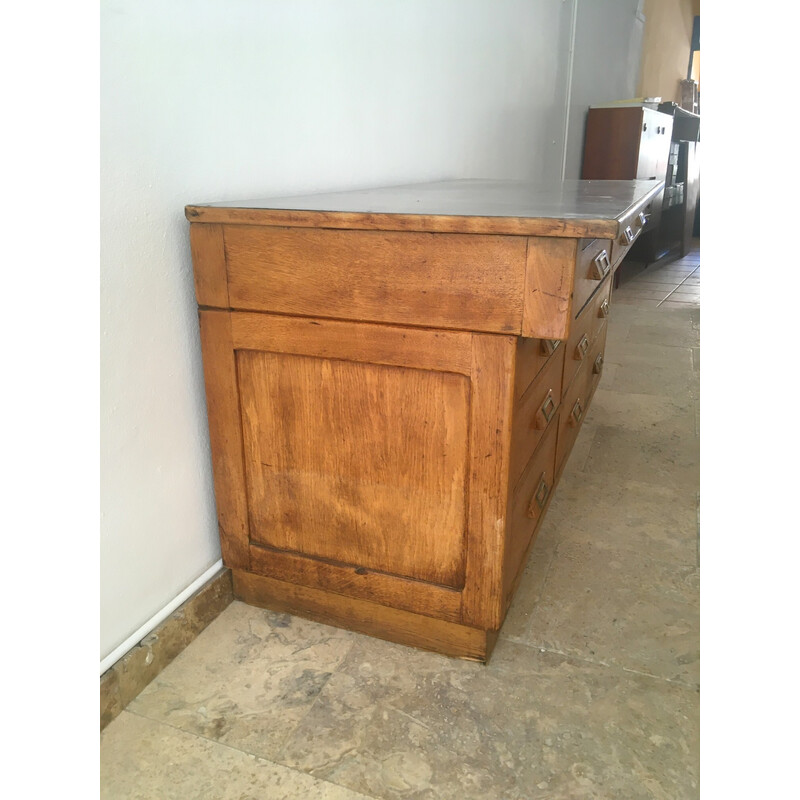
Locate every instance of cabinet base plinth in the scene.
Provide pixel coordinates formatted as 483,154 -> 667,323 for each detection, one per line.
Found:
232,569 -> 498,662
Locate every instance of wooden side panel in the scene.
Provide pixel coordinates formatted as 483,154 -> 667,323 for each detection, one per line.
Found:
224,226 -> 527,334
230,312 -> 473,376
522,236 -> 577,340
233,570 -> 494,662
461,333 -> 516,630
197,310 -> 250,569
237,349 -> 471,588
190,223 -> 229,308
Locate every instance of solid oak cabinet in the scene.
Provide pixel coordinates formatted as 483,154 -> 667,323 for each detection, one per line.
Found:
187,179 -> 662,662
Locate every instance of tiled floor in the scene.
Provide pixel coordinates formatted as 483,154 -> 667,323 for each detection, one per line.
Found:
101,242 -> 700,800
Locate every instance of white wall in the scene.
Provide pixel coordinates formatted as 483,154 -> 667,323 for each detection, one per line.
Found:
101,0 -> 641,664
563,0 -> 646,177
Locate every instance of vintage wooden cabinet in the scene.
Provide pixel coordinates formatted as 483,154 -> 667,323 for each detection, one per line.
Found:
186,179 -> 662,662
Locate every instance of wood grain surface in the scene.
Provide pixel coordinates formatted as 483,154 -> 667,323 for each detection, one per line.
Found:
224,225 -> 526,333
237,349 -> 471,588
461,333 -> 517,630
197,310 -> 250,570
233,570 -> 496,662
522,236 -> 577,340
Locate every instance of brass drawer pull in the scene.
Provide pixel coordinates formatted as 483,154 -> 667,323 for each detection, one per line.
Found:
622,225 -> 635,245
535,390 -> 556,429
590,249 -> 611,280
569,398 -> 584,427
598,298 -> 610,318
527,472 -> 550,518
575,334 -> 590,360
593,353 -> 604,374
540,338 -> 561,356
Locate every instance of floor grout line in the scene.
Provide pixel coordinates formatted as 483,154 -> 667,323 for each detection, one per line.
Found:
499,638 -> 700,692
657,261 -> 700,306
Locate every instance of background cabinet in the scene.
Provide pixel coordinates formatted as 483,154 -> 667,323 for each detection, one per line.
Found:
581,103 -> 700,267
582,106 -> 673,265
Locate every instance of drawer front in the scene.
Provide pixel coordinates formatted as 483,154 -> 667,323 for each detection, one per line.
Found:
562,274 -> 611,395
223,225 -> 528,334
556,320 -> 608,474
585,319 -> 608,405
510,346 -> 564,489
556,362 -> 588,477
611,200 -> 653,267
573,238 -> 613,317
514,335 -> 562,404
503,415 -> 558,605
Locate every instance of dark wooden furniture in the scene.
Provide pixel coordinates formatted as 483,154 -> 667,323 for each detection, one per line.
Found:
656,102 -> 700,258
582,104 -> 700,265
582,105 -> 672,265
187,179 -> 662,662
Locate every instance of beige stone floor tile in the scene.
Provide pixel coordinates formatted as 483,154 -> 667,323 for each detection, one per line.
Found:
603,343 -> 697,399
674,282 -> 700,295
536,470 -> 698,567
582,423 -> 698,491
622,278 -> 681,289
613,288 -> 674,301
128,602 -> 355,761
276,637 -> 698,800
643,265 -> 697,276
101,711 -> 372,800
608,302 -> 694,325
610,295 -> 661,307
587,386 -> 696,436
622,321 -> 699,348
659,299 -> 700,309
520,540 -> 699,687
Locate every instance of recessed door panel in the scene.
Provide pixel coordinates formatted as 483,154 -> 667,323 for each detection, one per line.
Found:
237,350 -> 471,588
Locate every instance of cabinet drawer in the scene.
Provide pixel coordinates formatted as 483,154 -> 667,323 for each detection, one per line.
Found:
556,320 -> 608,474
223,225 -> 527,334
573,238 -> 613,316
503,415 -> 558,605
562,274 -> 611,395
510,346 -> 564,489
611,201 -> 652,267
585,320 -> 608,405
514,335 -> 562,404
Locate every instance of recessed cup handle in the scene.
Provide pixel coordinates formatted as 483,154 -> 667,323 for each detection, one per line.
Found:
569,398 -> 584,427
575,334 -> 590,360
527,472 -> 550,518
540,339 -> 561,356
590,249 -> 611,280
535,390 -> 556,430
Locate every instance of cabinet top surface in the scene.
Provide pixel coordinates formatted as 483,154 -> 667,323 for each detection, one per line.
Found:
186,179 -> 663,238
